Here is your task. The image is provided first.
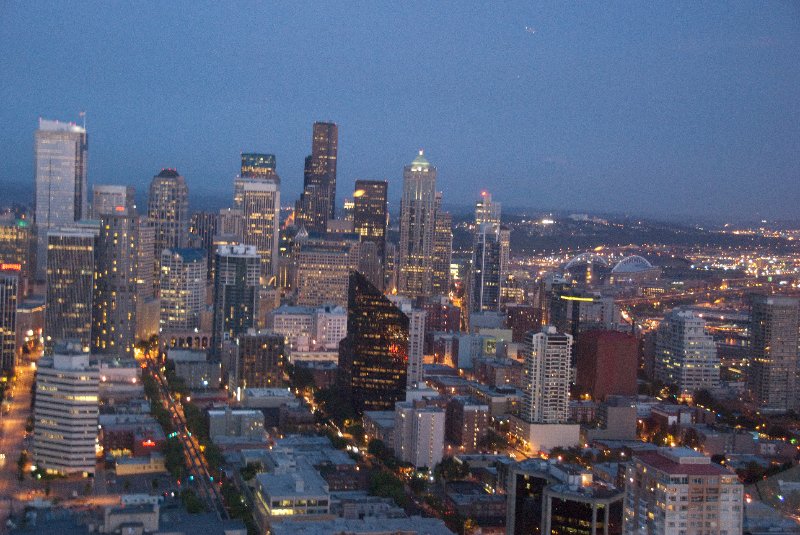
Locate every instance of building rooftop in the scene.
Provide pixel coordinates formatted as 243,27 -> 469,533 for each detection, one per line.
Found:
270,516 -> 454,535
635,448 -> 733,476
243,387 -> 293,398
156,168 -> 180,178
256,466 -> 329,499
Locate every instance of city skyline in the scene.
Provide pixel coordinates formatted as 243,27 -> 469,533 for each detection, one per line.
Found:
1,3 -> 799,221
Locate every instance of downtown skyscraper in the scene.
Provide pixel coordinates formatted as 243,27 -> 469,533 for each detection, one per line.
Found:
338,271 -> 409,414
34,118 -> 88,279
148,168 -> 189,255
0,268 -> 18,372
92,211 -> 139,357
431,192 -> 452,297
398,151 -> 437,298
352,180 -> 389,264
240,178 -> 280,282
211,245 -> 260,356
45,225 -> 99,352
470,223 -> 502,313
296,122 -> 338,233
748,294 -> 799,413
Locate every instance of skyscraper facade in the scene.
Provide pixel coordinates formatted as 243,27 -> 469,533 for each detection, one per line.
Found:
0,269 -> 19,372
0,216 -> 35,297
296,122 -> 338,232
521,326 -> 572,424
92,184 -> 135,218
470,223 -> 502,313
240,178 -> 280,281
654,309 -> 720,395
233,331 -> 285,389
34,118 -> 88,279
147,168 -> 189,261
352,180 -> 388,263
748,294 -> 799,413
159,248 -> 206,332
93,214 -> 139,357
339,271 -> 409,414
398,151 -> 437,298
474,191 -> 501,227
431,192 -> 453,297
189,211 -> 218,279
44,226 -> 98,352
211,245 -> 260,355
241,153 -> 277,178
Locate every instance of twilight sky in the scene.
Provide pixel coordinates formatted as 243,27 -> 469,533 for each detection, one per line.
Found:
1,2 -> 799,221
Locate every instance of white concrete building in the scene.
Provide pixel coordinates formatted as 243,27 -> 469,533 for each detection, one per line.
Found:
33,351 -> 100,475
394,401 -> 445,469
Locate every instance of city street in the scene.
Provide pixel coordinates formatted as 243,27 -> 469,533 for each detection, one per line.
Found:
0,362 -> 34,530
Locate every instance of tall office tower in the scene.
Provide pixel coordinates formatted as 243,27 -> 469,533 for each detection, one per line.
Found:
92,184 -> 135,218
623,448 -> 743,535
549,290 -> 622,338
398,151 -> 437,298
211,245 -> 260,355
189,211 -> 218,279
498,225 -> 511,277
338,271 -> 409,414
748,294 -> 800,412
147,168 -> 189,260
0,215 -> 35,297
655,309 -> 720,395
431,192 -> 453,297
232,331 -> 285,389
45,226 -> 98,352
575,330 -> 638,401
296,122 -> 338,233
92,213 -> 139,357
241,152 -> 277,178
470,223 -> 502,313
521,326 -> 572,424
394,401 -> 446,468
0,269 -> 18,371
159,248 -> 206,332
136,217 -> 156,299
33,350 -> 99,475
474,190 -> 501,227
33,118 -> 88,280
239,178 -> 280,282
353,180 -> 388,263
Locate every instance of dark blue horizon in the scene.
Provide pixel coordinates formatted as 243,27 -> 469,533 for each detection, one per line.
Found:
2,2 -> 799,222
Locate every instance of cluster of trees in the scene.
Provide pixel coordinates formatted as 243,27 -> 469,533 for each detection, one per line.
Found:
369,471 -> 408,507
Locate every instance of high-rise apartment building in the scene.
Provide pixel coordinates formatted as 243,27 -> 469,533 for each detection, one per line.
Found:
136,217 -> 156,299
296,122 -> 338,232
159,248 -> 206,332
92,214 -> 139,357
92,184 -> 135,218
623,448 -> 743,535
0,269 -> 19,372
445,396 -> 490,453
394,400 -> 445,468
33,351 -> 100,475
655,309 -> 720,395
748,294 -> 799,413
34,119 -> 88,280
231,331 -> 285,389
398,151 -> 437,298
470,223 -> 502,313
147,168 -> 189,267
211,245 -> 260,355
338,271 -> 409,414
431,192 -> 453,297
45,226 -> 98,352
353,180 -> 388,263
239,178 -> 280,282
521,326 -> 572,425
0,215 -> 35,297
